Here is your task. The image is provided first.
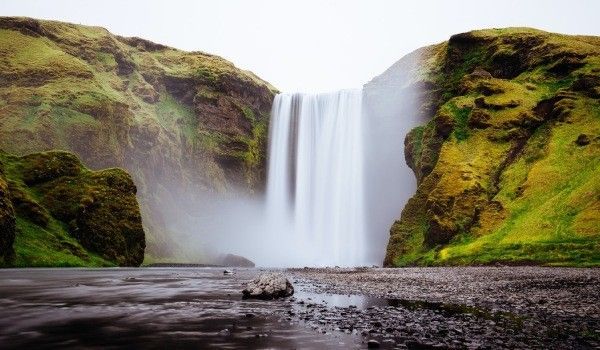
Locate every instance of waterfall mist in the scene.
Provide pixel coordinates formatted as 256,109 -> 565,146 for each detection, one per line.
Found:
147,55 -> 425,268
362,49 -> 433,264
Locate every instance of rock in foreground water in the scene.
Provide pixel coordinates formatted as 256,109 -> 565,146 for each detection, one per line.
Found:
242,273 -> 294,300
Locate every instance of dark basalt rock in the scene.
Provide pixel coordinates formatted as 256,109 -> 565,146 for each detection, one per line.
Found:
548,56 -> 586,76
471,67 -> 493,79
468,108 -> 492,129
575,134 -> 591,146
571,73 -> 600,98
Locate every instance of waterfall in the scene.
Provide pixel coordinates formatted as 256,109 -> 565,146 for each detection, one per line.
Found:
265,89 -> 367,267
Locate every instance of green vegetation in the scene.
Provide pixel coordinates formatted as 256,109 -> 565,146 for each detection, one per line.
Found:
385,28 -> 600,267
0,150 -> 145,267
0,17 -> 276,262
446,102 -> 472,141
13,217 -> 113,267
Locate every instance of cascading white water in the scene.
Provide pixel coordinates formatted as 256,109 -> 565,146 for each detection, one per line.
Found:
265,89 -> 367,267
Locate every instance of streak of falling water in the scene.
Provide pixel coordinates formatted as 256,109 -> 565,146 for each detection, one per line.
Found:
265,89 -> 366,267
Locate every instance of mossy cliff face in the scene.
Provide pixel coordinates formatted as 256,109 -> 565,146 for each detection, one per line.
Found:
0,170 -> 16,265
0,17 -> 276,259
0,150 -> 145,267
381,28 -> 600,267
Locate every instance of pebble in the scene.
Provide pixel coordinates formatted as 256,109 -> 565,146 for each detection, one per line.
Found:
282,266 -> 600,349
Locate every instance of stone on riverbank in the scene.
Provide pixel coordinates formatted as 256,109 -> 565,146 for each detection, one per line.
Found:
242,273 -> 294,300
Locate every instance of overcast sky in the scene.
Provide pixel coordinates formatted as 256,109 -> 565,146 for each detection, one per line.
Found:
1,0 -> 599,92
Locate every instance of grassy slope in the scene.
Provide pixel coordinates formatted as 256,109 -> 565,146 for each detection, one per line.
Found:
0,19 -> 273,180
386,28 -> 600,267
0,17 -> 276,262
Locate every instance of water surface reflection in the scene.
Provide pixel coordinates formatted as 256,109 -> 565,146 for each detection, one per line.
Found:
0,268 -> 360,349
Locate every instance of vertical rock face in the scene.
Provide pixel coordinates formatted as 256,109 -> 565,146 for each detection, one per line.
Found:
0,150 -> 145,267
377,28 -> 600,266
0,17 -> 276,260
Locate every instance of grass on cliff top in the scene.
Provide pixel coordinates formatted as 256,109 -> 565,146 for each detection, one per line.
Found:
0,29 -> 92,78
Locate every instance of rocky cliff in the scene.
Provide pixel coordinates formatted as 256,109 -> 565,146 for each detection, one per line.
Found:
376,28 -> 600,266
0,17 -> 276,261
0,150 -> 145,267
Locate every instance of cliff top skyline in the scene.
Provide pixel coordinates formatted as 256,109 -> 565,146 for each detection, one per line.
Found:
2,0 -> 599,92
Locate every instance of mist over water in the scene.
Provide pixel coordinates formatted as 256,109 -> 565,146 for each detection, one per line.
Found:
154,81 -> 421,268
265,90 -> 367,267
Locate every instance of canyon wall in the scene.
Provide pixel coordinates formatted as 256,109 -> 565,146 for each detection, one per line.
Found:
0,17 -> 276,261
376,28 -> 599,266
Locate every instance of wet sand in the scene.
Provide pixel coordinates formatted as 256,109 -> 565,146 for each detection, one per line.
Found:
0,267 -> 598,349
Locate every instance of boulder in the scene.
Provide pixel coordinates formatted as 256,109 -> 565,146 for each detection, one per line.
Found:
3,151 -> 146,267
242,273 -> 294,300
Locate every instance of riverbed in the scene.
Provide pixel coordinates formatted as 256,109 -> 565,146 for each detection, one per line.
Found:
0,267 -> 598,349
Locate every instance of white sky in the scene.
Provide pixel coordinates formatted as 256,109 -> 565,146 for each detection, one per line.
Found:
1,0 -> 599,92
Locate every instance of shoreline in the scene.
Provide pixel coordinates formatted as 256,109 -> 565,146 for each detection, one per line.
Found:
284,266 -> 600,349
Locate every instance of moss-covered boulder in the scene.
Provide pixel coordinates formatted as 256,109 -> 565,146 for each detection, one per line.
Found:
0,150 -> 145,267
377,28 -> 600,267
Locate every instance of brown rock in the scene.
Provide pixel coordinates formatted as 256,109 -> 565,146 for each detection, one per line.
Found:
575,134 -> 590,146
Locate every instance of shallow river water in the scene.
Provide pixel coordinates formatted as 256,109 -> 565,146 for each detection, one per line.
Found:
1,267 -> 599,349
0,268 -> 361,349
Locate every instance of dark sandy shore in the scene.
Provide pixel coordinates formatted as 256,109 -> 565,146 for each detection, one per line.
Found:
0,267 -> 597,349
286,267 -> 600,349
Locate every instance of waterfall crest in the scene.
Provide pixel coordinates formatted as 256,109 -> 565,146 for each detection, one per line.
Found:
266,89 -> 366,267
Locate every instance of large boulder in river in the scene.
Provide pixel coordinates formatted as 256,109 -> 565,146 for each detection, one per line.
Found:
242,273 -> 294,300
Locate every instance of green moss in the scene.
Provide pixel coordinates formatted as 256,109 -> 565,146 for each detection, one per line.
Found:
407,126 -> 425,164
195,66 -> 220,82
155,92 -> 199,143
446,47 -> 487,92
241,105 -> 256,122
447,102 -> 472,141
0,17 -> 277,263
385,27 -> 600,267
0,150 -> 145,267
13,217 -> 114,267
96,52 -> 117,70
